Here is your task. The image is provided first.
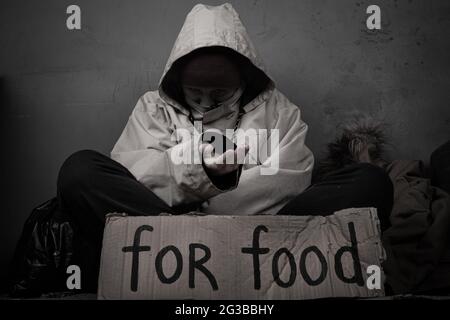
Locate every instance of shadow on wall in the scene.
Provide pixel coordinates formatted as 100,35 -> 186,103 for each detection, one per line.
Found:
0,77 -> 11,145
0,77 -> 14,293
0,76 -> 59,294
0,77 -> 14,200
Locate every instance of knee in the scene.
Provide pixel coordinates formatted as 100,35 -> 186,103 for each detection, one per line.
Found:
352,163 -> 393,226
355,163 -> 391,186
353,163 -> 393,199
57,150 -> 102,195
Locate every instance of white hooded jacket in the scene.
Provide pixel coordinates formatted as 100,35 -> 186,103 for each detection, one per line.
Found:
111,3 -> 314,215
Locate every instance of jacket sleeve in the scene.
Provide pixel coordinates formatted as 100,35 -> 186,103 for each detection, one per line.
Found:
110,95 -> 239,207
204,102 -> 314,215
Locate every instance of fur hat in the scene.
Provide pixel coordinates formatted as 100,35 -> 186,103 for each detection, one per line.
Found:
314,118 -> 389,181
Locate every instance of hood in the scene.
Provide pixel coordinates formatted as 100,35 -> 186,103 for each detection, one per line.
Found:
158,3 -> 274,114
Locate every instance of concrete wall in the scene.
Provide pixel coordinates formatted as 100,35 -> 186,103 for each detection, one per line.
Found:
1,0 -> 449,291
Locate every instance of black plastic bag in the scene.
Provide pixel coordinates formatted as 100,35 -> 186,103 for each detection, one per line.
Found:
8,198 -> 75,298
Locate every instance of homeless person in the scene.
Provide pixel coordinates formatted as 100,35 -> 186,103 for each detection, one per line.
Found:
51,4 -> 393,291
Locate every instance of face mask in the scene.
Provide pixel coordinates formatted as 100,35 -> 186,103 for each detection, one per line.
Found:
185,85 -> 245,115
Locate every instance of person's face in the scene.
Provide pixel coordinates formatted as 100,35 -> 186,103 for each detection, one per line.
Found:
181,52 -> 242,110
182,85 -> 240,107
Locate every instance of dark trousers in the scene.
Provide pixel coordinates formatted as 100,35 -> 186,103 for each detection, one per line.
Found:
277,163 -> 393,230
57,150 -> 393,291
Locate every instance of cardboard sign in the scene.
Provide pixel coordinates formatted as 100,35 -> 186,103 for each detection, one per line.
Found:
97,208 -> 385,299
